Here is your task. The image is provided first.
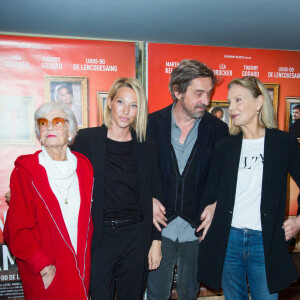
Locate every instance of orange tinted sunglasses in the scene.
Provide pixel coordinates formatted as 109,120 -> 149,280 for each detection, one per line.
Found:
36,117 -> 68,130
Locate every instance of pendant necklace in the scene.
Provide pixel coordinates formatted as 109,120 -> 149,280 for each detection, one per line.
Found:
54,175 -> 75,205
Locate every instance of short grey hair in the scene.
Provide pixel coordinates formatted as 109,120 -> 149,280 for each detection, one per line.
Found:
34,102 -> 78,145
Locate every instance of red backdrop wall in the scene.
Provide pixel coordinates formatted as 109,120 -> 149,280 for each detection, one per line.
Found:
0,35 -> 136,298
147,42 -> 300,215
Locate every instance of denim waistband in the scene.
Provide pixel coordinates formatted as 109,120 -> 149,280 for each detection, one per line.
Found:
231,226 -> 262,235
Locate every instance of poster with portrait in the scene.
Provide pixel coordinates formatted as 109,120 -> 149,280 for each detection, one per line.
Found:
44,76 -> 88,128
97,92 -> 108,126
147,42 -> 300,217
264,83 -> 279,118
0,96 -> 34,145
0,35 -> 136,299
285,97 -> 300,140
207,101 -> 230,125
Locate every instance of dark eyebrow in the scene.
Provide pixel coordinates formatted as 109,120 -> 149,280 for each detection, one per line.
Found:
194,88 -> 213,93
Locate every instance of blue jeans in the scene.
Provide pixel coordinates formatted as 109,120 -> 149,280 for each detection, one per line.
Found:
147,237 -> 199,300
221,227 -> 278,300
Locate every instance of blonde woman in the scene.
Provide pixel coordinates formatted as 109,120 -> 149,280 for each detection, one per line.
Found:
197,77 -> 300,299
71,78 -> 164,300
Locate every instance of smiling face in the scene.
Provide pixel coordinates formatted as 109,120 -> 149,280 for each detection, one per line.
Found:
57,87 -> 72,104
108,86 -> 138,131
228,84 -> 263,129
39,108 -> 70,148
175,77 -> 213,119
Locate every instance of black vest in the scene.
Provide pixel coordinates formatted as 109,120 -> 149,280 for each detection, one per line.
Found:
167,144 -> 198,226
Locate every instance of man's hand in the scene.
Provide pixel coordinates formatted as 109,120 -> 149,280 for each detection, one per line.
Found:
283,216 -> 300,241
196,202 -> 217,242
148,240 -> 162,270
40,264 -> 56,289
153,198 -> 167,231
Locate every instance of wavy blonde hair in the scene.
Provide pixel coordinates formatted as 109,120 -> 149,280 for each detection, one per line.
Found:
103,77 -> 147,142
228,76 -> 277,135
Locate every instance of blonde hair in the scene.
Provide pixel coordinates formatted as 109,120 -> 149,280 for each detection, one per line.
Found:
228,76 -> 277,135
103,78 -> 148,142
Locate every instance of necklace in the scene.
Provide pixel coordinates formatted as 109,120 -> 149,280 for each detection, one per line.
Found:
54,175 -> 75,205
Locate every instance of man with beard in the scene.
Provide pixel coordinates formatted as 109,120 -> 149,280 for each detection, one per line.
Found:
147,59 -> 228,300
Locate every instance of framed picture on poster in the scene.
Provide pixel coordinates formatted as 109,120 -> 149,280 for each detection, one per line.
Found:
97,92 -> 108,126
0,95 -> 35,145
264,83 -> 279,117
285,97 -> 300,142
207,101 -> 230,126
44,76 -> 88,128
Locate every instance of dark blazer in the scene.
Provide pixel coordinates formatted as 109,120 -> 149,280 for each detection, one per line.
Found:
147,104 -> 228,225
197,128 -> 300,293
290,118 -> 300,138
71,125 -> 164,252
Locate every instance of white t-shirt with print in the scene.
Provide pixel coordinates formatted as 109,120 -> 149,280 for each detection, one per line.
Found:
231,137 -> 265,231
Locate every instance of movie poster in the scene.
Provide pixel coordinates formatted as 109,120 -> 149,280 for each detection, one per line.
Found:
146,43 -> 300,215
0,35 -> 136,299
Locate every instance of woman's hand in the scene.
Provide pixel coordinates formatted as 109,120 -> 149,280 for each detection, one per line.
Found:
148,240 -> 162,270
283,216 -> 300,241
4,189 -> 11,205
40,264 -> 56,289
196,202 -> 217,242
153,198 -> 167,231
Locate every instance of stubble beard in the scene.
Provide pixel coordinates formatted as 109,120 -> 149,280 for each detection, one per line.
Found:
180,97 -> 206,119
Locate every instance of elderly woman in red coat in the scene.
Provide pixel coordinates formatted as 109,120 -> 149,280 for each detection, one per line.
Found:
4,102 -> 93,300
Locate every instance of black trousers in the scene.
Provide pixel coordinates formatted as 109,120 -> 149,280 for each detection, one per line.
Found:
90,222 -> 148,300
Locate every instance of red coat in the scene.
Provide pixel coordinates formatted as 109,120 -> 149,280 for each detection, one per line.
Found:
3,151 -> 94,300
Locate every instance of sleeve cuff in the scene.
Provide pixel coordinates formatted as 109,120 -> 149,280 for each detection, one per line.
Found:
25,248 -> 53,275
151,225 -> 162,241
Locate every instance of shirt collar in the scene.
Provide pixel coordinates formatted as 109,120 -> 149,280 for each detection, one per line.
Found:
171,102 -> 202,129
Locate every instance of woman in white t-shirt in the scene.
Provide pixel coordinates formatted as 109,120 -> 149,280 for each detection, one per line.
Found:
197,76 -> 300,299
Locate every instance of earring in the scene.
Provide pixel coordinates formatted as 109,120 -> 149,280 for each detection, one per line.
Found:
68,137 -> 72,142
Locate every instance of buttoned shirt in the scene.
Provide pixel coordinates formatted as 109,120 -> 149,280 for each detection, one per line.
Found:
162,105 -> 201,242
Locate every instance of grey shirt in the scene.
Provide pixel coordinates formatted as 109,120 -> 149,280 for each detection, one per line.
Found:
162,106 -> 201,242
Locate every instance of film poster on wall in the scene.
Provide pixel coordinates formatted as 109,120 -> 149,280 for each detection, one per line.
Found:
0,35 -> 136,299
146,42 -> 300,216
146,42 -> 300,299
